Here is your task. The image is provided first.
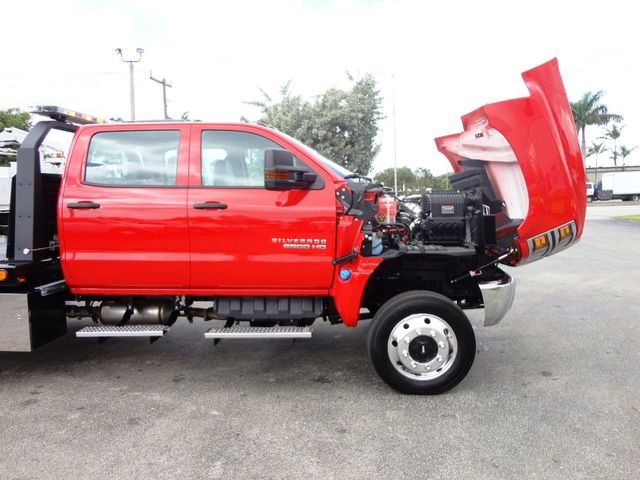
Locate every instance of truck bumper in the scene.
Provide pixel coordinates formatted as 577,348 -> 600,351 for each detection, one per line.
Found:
479,271 -> 516,326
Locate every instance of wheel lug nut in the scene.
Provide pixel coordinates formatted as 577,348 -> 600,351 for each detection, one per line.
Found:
411,361 -> 417,368
404,336 -> 410,343
426,365 -> 431,370
439,342 -> 445,349
430,330 -> 436,337
402,350 -> 408,358
437,355 -> 442,362
416,329 -> 422,335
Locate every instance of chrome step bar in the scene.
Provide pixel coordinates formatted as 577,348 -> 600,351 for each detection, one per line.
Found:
204,326 -> 312,339
76,325 -> 170,338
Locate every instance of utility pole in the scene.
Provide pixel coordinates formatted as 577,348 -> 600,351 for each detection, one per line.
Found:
150,72 -> 172,119
115,48 -> 144,121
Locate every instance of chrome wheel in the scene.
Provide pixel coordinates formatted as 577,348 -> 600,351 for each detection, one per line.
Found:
387,313 -> 458,381
369,291 -> 475,394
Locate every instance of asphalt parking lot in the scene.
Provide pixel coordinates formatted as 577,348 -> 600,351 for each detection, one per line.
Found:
1,205 -> 639,480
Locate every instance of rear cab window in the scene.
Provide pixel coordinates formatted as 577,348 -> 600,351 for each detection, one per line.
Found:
85,130 -> 180,186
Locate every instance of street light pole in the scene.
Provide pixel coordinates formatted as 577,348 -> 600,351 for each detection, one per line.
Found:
129,62 -> 135,121
115,48 -> 144,121
392,74 -> 398,195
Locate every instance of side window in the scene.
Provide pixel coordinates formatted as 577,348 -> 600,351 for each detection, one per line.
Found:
85,130 -> 180,186
201,131 -> 283,188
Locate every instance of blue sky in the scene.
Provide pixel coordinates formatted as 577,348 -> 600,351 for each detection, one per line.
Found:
2,0 -> 638,174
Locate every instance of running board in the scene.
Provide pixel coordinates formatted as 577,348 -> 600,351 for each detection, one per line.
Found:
76,325 -> 170,338
204,326 -> 312,339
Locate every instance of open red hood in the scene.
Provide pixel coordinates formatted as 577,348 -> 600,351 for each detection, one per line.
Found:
435,58 -> 586,264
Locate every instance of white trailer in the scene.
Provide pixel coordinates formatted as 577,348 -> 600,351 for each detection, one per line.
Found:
602,172 -> 640,201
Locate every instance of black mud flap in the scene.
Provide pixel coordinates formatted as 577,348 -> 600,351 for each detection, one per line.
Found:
0,291 -> 67,352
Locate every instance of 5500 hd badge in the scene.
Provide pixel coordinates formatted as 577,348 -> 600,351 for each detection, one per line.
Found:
272,238 -> 327,250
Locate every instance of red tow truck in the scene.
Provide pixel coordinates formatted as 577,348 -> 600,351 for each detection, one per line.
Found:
0,59 -> 585,394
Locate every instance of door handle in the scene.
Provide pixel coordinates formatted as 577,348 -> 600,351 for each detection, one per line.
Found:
193,202 -> 228,210
67,202 -> 100,209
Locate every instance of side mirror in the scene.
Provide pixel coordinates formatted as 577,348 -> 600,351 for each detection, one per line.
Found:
264,148 -> 318,190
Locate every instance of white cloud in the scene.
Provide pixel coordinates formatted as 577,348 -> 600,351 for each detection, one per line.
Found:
2,0 -> 638,174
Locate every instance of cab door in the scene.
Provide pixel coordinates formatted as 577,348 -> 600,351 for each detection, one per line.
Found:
187,125 -> 336,292
59,125 -> 190,291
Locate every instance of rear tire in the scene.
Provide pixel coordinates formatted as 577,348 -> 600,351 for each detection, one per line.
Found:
632,194 -> 639,202
368,291 -> 475,395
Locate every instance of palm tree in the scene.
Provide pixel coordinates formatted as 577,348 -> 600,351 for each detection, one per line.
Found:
599,124 -> 624,166
587,141 -> 607,184
587,141 -> 607,161
571,91 -> 623,160
619,145 -> 637,166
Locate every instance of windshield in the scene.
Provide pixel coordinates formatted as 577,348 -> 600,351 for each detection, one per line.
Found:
280,133 -> 354,178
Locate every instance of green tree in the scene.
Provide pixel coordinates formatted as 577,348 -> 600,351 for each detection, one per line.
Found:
374,166 -> 416,193
0,152 -> 15,167
619,145 -> 637,166
433,173 -> 451,190
0,108 -> 31,131
599,124 -> 624,166
586,141 -> 608,184
248,74 -> 383,175
586,141 -> 607,167
0,108 -> 32,166
373,166 -> 450,194
587,141 -> 607,159
570,91 -> 622,160
414,167 -> 435,192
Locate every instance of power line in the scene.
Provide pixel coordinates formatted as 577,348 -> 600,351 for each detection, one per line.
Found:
0,71 -> 123,80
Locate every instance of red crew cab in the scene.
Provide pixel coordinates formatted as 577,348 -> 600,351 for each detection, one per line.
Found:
0,59 -> 585,394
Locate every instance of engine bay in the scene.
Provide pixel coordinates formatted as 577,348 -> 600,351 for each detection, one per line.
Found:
362,167 -> 515,260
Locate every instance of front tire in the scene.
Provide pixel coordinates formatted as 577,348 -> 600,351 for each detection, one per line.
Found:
368,291 -> 475,395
